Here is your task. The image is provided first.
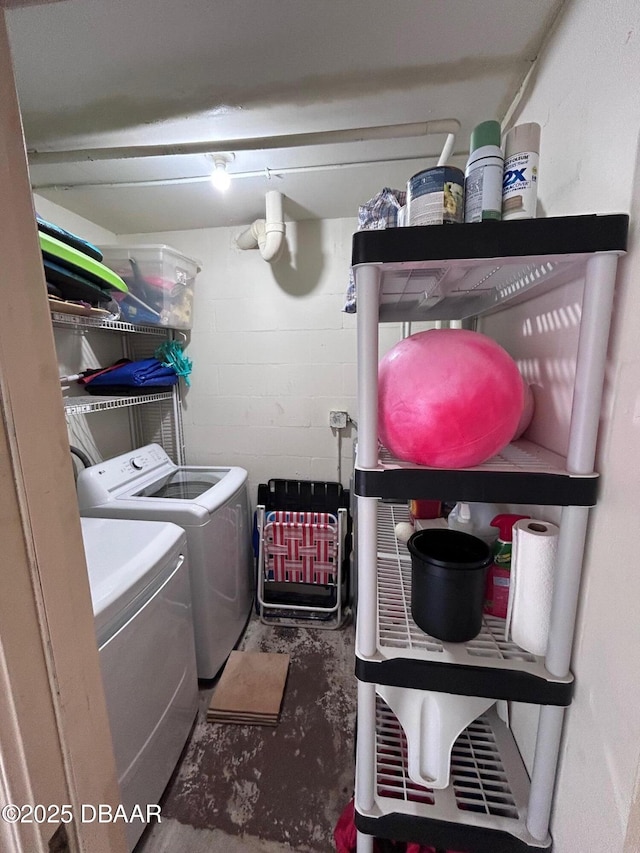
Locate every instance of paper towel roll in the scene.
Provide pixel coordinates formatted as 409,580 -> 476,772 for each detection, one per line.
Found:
505,519 -> 559,656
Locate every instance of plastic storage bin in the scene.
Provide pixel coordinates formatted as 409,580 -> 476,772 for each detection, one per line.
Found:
99,244 -> 200,329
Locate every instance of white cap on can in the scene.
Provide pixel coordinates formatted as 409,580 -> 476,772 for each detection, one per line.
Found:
504,122 -> 541,157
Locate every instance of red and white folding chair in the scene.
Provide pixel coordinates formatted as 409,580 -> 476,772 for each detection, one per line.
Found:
257,507 -> 347,628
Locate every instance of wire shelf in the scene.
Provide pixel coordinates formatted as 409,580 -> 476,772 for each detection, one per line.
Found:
366,439 -> 587,477
51,312 -> 170,336
355,503 -> 573,703
355,697 -> 551,850
376,503 -> 536,663
63,391 -> 174,416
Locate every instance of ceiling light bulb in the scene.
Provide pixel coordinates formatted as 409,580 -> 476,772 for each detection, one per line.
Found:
210,158 -> 231,192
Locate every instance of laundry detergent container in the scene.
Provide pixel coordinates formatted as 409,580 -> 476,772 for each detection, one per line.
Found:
408,528 -> 492,642
99,244 -> 200,329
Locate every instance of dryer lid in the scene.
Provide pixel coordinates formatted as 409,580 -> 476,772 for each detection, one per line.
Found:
80,517 -> 185,641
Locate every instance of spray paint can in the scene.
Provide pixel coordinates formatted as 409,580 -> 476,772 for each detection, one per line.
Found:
407,166 -> 465,226
502,122 -> 541,220
464,120 -> 504,223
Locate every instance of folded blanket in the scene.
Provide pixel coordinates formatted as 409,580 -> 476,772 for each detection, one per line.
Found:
84,384 -> 177,396
79,358 -> 178,389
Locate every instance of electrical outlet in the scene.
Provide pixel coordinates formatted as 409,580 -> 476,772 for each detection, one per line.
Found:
329,410 -> 348,429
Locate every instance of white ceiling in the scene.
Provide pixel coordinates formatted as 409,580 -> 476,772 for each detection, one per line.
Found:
6,0 -> 566,234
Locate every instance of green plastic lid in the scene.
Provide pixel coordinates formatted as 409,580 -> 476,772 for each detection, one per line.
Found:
470,120 -> 501,152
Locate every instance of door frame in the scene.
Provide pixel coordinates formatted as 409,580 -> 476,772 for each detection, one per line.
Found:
0,13 -> 126,852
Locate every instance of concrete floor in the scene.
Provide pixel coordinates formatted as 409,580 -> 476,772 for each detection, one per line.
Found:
137,615 -> 356,852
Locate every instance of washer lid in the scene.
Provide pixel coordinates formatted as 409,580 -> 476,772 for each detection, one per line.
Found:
132,468 -> 229,500
81,517 -> 184,640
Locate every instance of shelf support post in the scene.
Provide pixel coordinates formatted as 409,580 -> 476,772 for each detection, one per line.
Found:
355,264 -> 381,469
355,682 -> 377,837
546,504 -> 589,676
529,251 -> 621,841
527,704 -> 565,841
566,252 -> 619,474
356,497 -> 379,658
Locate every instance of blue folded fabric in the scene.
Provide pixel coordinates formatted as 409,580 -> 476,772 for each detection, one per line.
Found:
86,358 -> 178,388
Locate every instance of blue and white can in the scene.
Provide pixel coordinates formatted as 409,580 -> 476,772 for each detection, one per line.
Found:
407,166 -> 465,226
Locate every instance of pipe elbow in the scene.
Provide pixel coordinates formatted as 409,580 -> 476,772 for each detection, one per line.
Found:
260,229 -> 284,263
235,191 -> 286,262
235,219 -> 264,250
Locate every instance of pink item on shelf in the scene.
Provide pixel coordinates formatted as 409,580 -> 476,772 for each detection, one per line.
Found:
378,329 -> 525,469
513,379 -> 535,439
409,499 -> 442,521
334,800 -> 392,853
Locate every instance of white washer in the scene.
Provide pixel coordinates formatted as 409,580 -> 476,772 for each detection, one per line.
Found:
77,444 -> 254,679
81,517 -> 198,851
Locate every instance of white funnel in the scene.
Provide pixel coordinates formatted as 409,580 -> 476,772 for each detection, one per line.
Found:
236,190 -> 285,263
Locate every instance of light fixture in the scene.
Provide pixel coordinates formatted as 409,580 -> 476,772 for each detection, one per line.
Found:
208,153 -> 234,191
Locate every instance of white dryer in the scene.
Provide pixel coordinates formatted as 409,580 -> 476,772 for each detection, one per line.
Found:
81,517 -> 198,851
77,444 -> 254,679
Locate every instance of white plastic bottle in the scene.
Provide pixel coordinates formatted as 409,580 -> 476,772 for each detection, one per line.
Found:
448,502 -> 502,544
502,122 -> 541,220
448,502 -> 474,533
464,120 -> 504,223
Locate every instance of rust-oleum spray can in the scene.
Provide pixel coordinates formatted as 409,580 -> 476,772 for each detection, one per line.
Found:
502,122 -> 541,220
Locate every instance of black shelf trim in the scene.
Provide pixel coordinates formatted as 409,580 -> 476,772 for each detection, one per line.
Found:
355,810 -> 551,853
355,656 -> 574,706
351,213 -> 629,267
354,466 -> 598,506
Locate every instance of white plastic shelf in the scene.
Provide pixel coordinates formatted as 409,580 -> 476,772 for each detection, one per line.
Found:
63,392 -> 174,416
353,215 -> 629,853
354,698 -> 551,852
354,440 -> 598,507
351,214 -> 628,322
355,503 -> 573,704
372,255 -> 579,322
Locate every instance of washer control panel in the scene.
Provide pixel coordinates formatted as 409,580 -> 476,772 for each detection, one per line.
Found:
76,444 -> 173,502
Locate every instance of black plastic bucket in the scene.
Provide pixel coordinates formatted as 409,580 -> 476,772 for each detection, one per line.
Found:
407,528 -> 492,642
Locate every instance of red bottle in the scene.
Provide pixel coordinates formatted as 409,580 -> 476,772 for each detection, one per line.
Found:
483,513 -> 529,619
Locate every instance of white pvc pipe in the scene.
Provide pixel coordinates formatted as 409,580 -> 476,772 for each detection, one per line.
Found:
436,132 -> 456,166
235,220 -> 261,250
261,190 -> 285,262
235,191 -> 285,263
28,119 -> 462,165
34,151 -> 462,191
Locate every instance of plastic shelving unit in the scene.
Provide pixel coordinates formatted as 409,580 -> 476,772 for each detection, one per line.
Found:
352,214 -> 628,853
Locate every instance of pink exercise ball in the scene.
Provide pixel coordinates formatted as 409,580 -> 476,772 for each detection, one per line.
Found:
378,329 -> 525,468
513,380 -> 535,440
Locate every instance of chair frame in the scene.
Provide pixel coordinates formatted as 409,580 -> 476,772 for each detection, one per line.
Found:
256,505 -> 348,629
